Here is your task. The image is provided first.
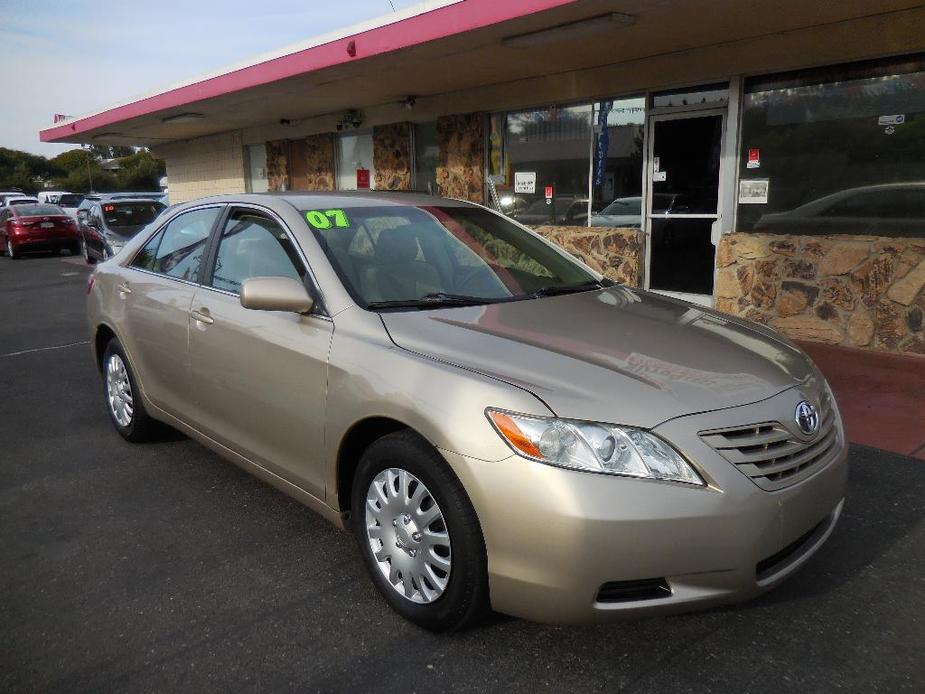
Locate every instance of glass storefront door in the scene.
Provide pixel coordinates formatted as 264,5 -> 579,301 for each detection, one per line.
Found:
645,111 -> 725,302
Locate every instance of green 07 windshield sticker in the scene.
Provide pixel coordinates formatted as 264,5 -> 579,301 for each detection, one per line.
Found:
305,209 -> 350,229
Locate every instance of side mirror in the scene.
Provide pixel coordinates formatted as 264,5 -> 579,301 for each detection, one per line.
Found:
240,276 -> 314,314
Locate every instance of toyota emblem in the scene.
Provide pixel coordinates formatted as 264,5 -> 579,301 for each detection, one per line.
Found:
795,400 -> 820,436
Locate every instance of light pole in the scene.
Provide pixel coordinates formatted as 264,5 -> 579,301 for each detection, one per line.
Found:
83,145 -> 94,192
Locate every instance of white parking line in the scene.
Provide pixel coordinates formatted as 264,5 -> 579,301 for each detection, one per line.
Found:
0,340 -> 91,358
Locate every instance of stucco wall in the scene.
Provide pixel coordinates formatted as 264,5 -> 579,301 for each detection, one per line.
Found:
436,113 -> 483,203
532,226 -> 643,287
160,131 -> 246,203
373,122 -> 412,191
715,233 -> 925,356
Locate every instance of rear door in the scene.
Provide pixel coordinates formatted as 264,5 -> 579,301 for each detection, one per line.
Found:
187,205 -> 333,497
116,205 -> 223,420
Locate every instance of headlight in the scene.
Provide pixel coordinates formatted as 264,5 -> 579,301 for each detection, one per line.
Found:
486,409 -> 703,486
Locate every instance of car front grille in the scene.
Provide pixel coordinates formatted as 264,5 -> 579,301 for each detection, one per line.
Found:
699,391 -> 838,491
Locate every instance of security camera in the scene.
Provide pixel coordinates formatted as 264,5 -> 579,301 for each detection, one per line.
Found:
352,118 -> 362,129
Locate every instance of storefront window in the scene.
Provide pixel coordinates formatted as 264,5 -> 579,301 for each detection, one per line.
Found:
497,104 -> 592,227
246,143 -> 268,193
413,122 -> 439,194
589,97 -> 644,228
336,131 -> 375,190
738,57 -> 925,236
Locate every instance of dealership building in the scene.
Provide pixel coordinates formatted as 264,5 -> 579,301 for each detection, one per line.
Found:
41,0 -> 925,355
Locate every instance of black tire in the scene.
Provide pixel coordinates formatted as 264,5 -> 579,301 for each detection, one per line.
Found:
69,241 -> 81,256
351,430 -> 489,632
81,238 -> 96,265
101,337 -> 160,442
7,241 -> 18,259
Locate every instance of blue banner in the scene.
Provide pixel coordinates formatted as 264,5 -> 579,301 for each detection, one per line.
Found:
593,101 -> 613,187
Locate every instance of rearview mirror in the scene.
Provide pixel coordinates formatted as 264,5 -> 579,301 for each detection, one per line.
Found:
240,276 -> 314,314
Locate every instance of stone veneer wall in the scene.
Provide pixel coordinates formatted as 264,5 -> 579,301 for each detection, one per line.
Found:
436,113 -> 484,203
532,226 -> 643,287
715,233 -> 925,356
373,123 -> 412,191
265,134 -> 336,192
265,140 -> 288,192
295,133 -> 336,191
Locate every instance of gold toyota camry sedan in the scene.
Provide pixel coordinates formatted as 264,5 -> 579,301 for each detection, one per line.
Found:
87,192 -> 847,631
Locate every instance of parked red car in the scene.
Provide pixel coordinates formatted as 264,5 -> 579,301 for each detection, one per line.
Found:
0,204 -> 80,258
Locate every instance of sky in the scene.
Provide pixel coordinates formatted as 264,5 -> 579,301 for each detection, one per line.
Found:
0,0 -> 422,156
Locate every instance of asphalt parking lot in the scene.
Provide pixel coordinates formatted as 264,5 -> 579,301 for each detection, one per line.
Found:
1,255 -> 924,693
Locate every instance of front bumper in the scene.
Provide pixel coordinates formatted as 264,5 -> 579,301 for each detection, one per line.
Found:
443,389 -> 848,625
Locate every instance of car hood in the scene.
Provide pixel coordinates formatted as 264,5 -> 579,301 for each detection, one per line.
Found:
589,214 -> 641,227
380,286 -> 814,428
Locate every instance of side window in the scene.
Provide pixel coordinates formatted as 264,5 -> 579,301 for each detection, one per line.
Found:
130,207 -> 218,281
132,229 -> 163,271
89,205 -> 103,228
210,210 -> 305,294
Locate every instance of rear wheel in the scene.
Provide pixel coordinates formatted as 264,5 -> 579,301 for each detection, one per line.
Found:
69,241 -> 81,256
7,240 -> 17,259
81,238 -> 96,265
102,338 -> 160,442
351,430 -> 489,631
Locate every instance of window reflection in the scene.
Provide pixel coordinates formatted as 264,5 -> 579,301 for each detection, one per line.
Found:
496,104 -> 592,227
739,59 -> 925,237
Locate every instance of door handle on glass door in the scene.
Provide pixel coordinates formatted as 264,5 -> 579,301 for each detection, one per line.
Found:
191,308 -> 214,325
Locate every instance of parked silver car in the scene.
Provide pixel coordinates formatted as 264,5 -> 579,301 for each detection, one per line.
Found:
87,192 -> 847,630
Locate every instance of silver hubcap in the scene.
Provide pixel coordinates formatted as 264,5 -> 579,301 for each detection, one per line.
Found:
365,468 -> 451,604
106,354 -> 134,427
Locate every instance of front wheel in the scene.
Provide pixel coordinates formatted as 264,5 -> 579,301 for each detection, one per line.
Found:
101,338 -> 160,442
351,430 -> 489,631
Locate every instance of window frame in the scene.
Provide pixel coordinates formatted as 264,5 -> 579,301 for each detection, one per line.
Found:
198,204 -> 327,315
126,203 -> 226,286
202,206 -> 307,296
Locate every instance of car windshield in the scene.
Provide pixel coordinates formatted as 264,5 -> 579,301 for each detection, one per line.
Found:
102,201 -> 165,229
303,205 -> 600,309
57,194 -> 84,207
600,197 -> 642,215
15,204 -> 64,216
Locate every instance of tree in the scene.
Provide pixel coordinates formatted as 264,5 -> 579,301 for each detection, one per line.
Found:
114,149 -> 165,191
0,147 -> 59,193
90,144 -> 136,160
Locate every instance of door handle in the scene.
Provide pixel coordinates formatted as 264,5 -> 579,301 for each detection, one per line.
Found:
117,282 -> 132,297
190,308 -> 214,325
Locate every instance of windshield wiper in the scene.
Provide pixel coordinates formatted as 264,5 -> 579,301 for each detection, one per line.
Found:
367,292 -> 500,310
527,280 -> 605,299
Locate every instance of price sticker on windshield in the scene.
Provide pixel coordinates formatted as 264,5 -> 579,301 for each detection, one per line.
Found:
305,209 -> 350,229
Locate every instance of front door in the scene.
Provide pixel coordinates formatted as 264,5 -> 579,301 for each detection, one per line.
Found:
187,206 -> 333,498
645,111 -> 725,305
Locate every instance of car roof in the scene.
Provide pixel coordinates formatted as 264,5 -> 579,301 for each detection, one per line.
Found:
187,191 -> 480,210
99,197 -> 166,205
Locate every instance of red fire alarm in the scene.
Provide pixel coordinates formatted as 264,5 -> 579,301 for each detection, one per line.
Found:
356,168 -> 370,189
747,148 -> 760,169
544,185 -> 554,199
